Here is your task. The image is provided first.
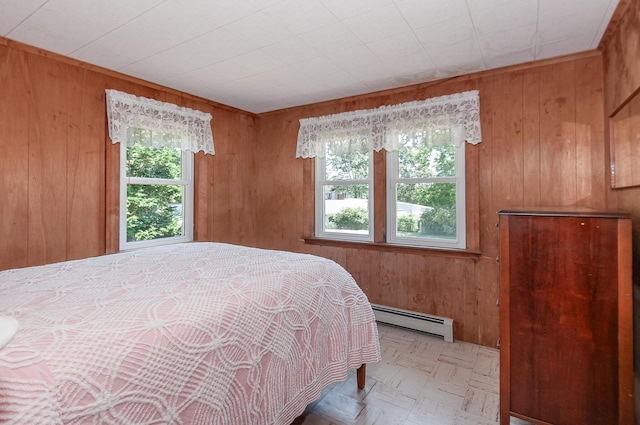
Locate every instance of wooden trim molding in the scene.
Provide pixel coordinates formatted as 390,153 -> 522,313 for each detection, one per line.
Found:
302,237 -> 481,259
105,140 -> 120,254
617,218 -> 634,425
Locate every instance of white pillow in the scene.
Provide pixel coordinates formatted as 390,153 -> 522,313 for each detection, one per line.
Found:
0,316 -> 18,349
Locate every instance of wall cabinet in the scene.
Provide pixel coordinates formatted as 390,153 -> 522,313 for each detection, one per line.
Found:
498,209 -> 633,425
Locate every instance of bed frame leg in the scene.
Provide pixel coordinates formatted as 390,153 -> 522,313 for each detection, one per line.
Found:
356,364 -> 366,390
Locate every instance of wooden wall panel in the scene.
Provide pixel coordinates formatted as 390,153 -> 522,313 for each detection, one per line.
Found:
256,53 -> 607,347
66,69 -> 107,260
539,60 -> 578,206
489,72 -> 525,209
575,57 -> 606,209
522,71 -> 541,206
27,55 -> 70,266
206,109 -> 257,247
0,45 -> 29,270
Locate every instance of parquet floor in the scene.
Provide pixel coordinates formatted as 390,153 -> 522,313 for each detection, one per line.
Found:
292,323 -> 533,425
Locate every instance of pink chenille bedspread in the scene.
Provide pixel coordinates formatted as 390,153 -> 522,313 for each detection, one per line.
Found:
0,243 -> 380,424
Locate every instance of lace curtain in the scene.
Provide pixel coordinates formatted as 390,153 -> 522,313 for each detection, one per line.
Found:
105,89 -> 214,155
296,90 -> 481,158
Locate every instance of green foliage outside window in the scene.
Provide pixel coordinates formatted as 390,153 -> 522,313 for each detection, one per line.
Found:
326,147 -> 369,199
396,142 -> 455,207
419,205 -> 456,237
397,138 -> 457,239
328,207 -> 369,230
397,215 -> 418,233
126,139 -> 183,242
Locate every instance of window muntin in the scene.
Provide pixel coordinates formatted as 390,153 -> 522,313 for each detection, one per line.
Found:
315,140 -> 373,241
120,129 -> 193,250
387,129 -> 466,249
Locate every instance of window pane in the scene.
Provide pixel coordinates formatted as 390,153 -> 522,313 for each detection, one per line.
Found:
325,140 -> 369,180
126,141 -> 182,179
126,184 -> 183,242
399,137 -> 456,178
323,184 -> 369,234
396,182 -> 456,240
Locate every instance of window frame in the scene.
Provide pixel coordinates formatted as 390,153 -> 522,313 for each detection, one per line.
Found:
119,136 -> 194,251
385,141 -> 466,249
314,148 -> 374,242
305,143 -> 479,256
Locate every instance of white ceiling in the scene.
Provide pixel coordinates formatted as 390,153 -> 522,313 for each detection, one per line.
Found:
0,0 -> 619,113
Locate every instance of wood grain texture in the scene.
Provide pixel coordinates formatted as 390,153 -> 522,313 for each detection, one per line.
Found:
66,70 -> 106,260
489,72 -> 525,209
27,54 -> 70,266
498,214 -> 511,425
205,110 -> 257,246
575,56 -> 607,208
522,70 -> 541,207
618,218 -> 634,425
602,0 -> 640,116
0,45 -> 29,270
539,61 -> 578,207
499,212 -> 628,425
600,3 -> 640,422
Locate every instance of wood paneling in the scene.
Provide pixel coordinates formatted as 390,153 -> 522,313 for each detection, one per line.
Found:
66,71 -> 107,260
600,0 -> 640,422
255,54 -> 607,347
205,109 -> 257,246
0,46 -> 29,270
0,38 -> 256,268
26,55 -> 69,266
540,61 -> 578,206
575,56 -> 607,208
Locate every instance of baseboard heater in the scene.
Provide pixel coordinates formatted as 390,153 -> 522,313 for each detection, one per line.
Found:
371,303 -> 454,342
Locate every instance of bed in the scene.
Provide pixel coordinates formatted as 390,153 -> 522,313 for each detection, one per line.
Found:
0,242 -> 380,424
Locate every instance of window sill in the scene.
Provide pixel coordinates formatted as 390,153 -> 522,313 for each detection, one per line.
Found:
302,237 -> 482,260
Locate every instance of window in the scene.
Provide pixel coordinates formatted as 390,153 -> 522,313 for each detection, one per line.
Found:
298,90 -> 480,250
120,129 -> 194,250
105,89 -> 214,251
315,139 -> 373,241
386,129 -> 465,249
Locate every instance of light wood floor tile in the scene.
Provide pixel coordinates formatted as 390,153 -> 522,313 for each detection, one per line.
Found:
406,397 -> 457,425
420,378 -> 467,409
431,361 -> 473,388
292,323 -> 531,425
461,388 -> 499,422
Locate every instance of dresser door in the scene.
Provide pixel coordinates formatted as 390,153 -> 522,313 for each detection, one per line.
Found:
504,215 -> 618,425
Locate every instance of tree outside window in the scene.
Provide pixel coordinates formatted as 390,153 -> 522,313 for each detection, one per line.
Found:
120,129 -> 193,249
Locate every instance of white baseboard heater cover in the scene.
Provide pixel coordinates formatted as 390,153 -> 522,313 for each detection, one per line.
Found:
371,303 -> 454,342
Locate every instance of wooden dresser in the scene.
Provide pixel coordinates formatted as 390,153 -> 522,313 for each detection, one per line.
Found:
497,209 -> 633,425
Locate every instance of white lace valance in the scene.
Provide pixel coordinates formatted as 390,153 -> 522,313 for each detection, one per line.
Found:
296,90 -> 481,158
105,89 -> 214,155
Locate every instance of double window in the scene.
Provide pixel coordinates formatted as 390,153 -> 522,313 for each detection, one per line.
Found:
315,131 -> 465,249
298,91 -> 480,251
105,89 -> 214,251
